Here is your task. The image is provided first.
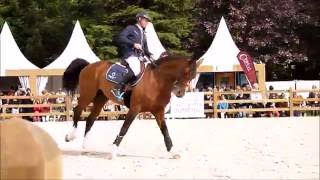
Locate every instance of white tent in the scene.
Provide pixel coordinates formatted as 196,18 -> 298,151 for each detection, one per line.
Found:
0,22 -> 39,91
44,20 -> 100,69
0,22 -> 39,76
199,17 -> 241,71
145,23 -> 166,60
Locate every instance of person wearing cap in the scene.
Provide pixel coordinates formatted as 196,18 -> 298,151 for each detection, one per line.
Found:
112,11 -> 153,100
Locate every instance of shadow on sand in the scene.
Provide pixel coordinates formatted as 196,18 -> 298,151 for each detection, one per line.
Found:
61,150 -> 171,159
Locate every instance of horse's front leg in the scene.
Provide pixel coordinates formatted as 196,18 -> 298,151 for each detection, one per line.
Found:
106,109 -> 138,159
152,108 -> 180,159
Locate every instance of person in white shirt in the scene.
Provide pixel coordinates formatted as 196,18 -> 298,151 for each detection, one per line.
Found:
250,83 -> 264,117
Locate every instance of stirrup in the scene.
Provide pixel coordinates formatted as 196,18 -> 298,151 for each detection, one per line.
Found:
111,89 -> 125,101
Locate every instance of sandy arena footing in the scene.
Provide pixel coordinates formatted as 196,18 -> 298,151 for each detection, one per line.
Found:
35,117 -> 319,179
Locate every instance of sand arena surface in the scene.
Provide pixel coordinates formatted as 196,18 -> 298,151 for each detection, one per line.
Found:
35,117 -> 319,179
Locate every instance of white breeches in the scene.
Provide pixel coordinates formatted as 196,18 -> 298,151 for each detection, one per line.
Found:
125,56 -> 141,76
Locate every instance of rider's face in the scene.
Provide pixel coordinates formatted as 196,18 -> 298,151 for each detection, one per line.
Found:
138,18 -> 149,28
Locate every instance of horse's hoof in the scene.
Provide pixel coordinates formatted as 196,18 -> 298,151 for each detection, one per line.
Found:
65,134 -> 70,142
82,144 -> 88,151
65,133 -> 76,142
171,153 -> 181,159
105,152 -> 114,160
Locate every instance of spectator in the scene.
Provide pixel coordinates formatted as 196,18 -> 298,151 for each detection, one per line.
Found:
1,91 -> 9,114
266,92 -> 280,117
307,85 -> 319,116
19,89 -> 33,121
41,98 -> 51,122
0,90 -> 4,114
246,84 -> 252,92
33,99 -> 42,122
235,91 -> 247,118
8,88 -> 24,115
276,93 -> 289,117
217,95 -> 229,118
220,86 -> 226,92
224,87 -> 236,118
292,92 -> 304,117
103,102 -> 113,112
241,86 -> 251,117
102,102 -> 115,120
14,86 -> 23,96
26,88 -> 33,96
243,85 -> 251,100
71,96 -> 78,109
235,85 -> 241,97
41,89 -> 51,102
266,86 -> 280,117
204,87 -> 213,118
250,83 -> 264,117
25,88 -> 35,120
10,97 -> 20,114
55,88 -> 66,121
7,86 -> 16,96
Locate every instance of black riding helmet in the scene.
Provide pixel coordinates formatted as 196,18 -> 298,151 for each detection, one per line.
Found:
136,12 -> 152,22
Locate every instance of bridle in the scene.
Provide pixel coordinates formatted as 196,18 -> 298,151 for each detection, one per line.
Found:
173,72 -> 191,89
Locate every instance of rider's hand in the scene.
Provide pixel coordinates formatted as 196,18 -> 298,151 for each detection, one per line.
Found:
150,54 -> 156,61
133,43 -> 142,50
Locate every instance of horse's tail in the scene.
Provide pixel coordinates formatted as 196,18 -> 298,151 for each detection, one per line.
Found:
63,58 -> 89,95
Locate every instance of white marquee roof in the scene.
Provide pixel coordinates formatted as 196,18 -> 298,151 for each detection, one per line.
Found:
0,22 -> 39,76
145,23 -> 166,60
44,20 -> 100,69
200,17 -> 240,71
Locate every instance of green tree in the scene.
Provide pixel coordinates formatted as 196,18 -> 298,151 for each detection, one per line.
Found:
1,0 -> 318,80
76,0 -> 196,60
193,0 -> 320,80
0,0 -> 74,67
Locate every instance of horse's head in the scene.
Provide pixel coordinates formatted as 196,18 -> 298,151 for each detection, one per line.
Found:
155,56 -> 202,98
171,58 -> 201,98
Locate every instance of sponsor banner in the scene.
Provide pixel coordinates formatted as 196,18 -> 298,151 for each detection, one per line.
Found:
237,51 -> 257,87
169,92 -> 205,118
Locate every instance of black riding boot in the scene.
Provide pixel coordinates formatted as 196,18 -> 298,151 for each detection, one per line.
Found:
111,69 -> 134,101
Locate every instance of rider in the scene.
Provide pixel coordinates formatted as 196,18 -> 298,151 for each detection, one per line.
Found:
111,11 -> 153,101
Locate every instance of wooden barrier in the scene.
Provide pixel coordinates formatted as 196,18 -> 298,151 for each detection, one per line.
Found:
0,95 -> 128,120
0,88 -> 319,120
203,88 -> 320,118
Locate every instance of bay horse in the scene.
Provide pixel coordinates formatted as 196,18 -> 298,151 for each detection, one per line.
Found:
63,55 -> 200,158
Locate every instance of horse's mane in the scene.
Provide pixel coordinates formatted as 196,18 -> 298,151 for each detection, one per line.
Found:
154,55 -> 191,66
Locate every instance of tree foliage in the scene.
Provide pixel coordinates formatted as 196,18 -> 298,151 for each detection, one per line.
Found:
194,0 -> 320,80
0,0 -> 74,67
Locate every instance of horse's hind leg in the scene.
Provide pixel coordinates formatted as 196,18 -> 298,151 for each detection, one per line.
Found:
107,109 -> 139,159
65,91 -> 97,142
113,110 -> 139,146
82,91 -> 108,149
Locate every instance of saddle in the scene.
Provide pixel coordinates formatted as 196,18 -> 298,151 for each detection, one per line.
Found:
105,60 -> 146,87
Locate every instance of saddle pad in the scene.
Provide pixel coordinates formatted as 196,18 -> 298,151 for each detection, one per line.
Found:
106,64 -> 128,84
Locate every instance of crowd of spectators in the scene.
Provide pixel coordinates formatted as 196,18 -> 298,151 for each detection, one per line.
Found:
0,85 -> 128,121
1,83 -> 319,121
194,83 -> 319,118
0,86 -> 67,122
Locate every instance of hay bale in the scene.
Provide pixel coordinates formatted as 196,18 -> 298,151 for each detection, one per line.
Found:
0,118 -> 62,179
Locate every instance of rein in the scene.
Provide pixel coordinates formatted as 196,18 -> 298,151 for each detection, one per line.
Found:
135,49 -> 157,67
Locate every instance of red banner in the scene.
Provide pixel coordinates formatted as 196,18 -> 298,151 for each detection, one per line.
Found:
237,51 -> 257,87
